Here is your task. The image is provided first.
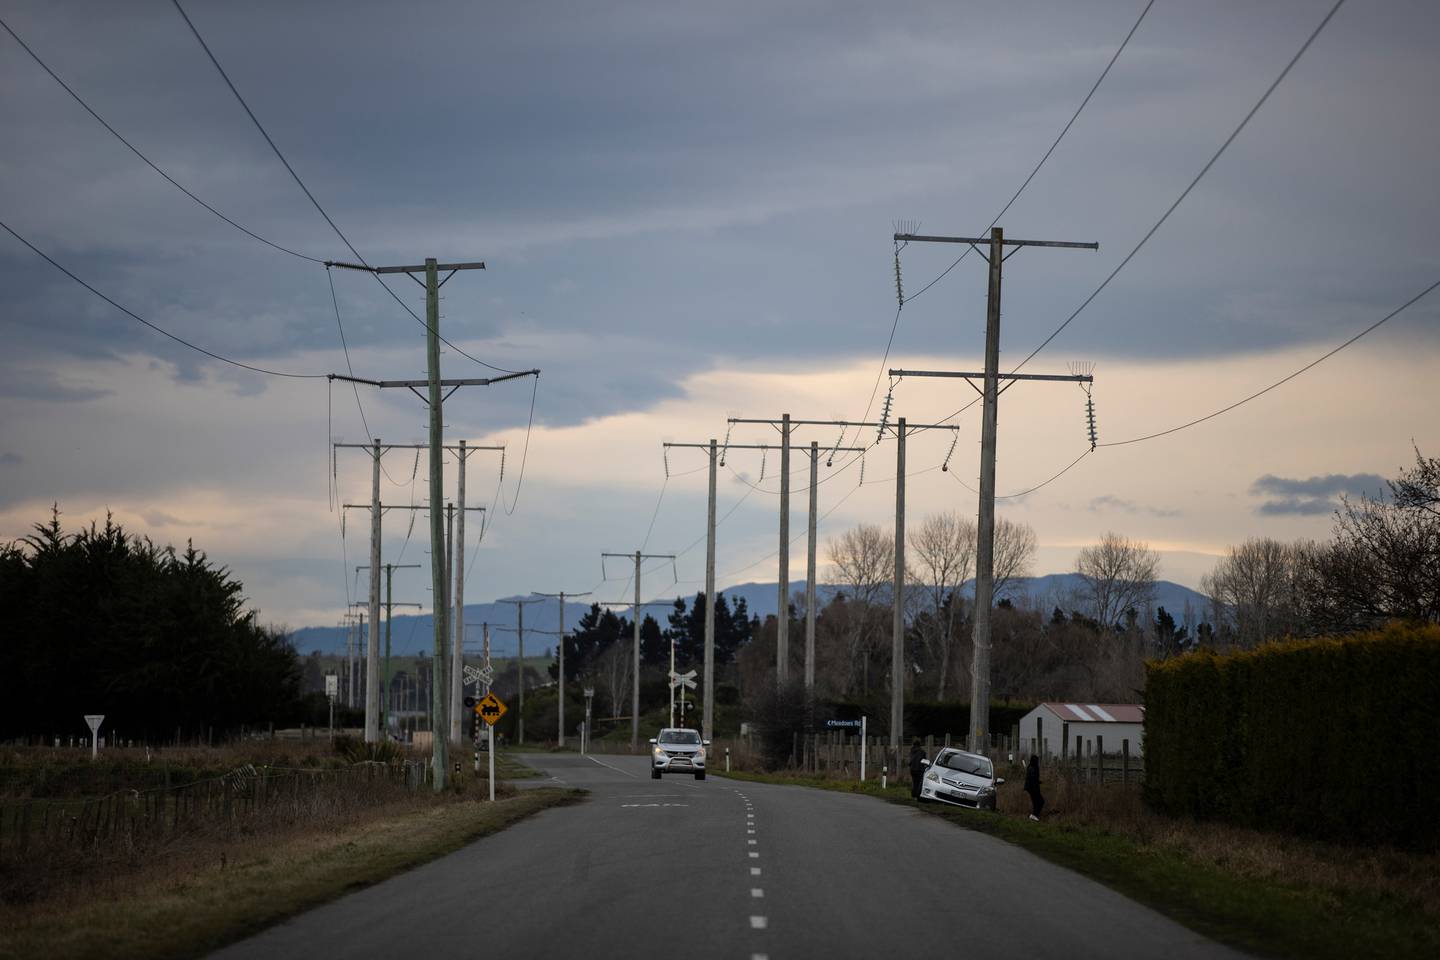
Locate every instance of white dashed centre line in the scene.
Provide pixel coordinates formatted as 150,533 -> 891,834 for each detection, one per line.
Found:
747,839 -> 757,845
752,954 -> 769,960
751,888 -> 764,898
750,916 -> 768,930
749,851 -> 759,858
751,867 -> 762,876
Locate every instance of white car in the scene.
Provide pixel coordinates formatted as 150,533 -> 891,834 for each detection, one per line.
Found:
920,748 -> 1003,810
650,728 -> 708,780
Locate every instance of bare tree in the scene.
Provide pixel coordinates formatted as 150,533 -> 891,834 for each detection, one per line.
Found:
594,641 -> 631,720
1074,532 -> 1159,628
910,512 -> 975,700
1308,467 -> 1440,629
993,517 -> 1038,601
826,523 -> 894,695
1201,538 -> 1315,648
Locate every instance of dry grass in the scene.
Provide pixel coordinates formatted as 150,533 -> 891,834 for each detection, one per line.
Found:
0,787 -> 580,960
991,773 -> 1440,918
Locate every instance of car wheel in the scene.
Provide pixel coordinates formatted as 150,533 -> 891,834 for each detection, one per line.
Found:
695,770 -> 705,781
651,767 -> 661,780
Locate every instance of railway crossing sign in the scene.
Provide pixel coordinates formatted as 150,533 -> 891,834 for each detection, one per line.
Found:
475,692 -> 507,725
669,669 -> 697,691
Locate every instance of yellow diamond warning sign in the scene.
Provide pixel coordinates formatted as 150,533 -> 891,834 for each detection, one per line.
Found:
474,692 -> 507,726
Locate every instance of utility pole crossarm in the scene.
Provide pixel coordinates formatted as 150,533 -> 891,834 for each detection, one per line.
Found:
894,233 -> 1098,251
334,443 -> 506,452
325,260 -> 487,274
329,370 -> 538,389
726,417 -> 959,433
889,369 -> 1093,383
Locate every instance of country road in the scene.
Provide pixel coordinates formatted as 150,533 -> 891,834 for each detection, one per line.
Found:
210,753 -> 1245,960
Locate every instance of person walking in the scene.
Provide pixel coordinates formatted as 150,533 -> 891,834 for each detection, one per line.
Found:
908,738 -> 927,801
1023,754 -> 1045,821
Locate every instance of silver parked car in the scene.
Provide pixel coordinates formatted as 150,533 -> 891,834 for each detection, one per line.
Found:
919,748 -> 1003,810
650,728 -> 709,780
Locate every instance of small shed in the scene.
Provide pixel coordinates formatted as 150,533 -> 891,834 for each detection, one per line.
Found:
1015,702 -> 1145,759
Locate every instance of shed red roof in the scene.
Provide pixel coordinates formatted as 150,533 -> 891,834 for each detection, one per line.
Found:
1040,703 -> 1144,723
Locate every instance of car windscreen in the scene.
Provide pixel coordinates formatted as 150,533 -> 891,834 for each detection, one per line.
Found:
936,752 -> 992,778
658,731 -> 700,745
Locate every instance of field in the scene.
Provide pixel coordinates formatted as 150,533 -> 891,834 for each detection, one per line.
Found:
0,740 -> 576,960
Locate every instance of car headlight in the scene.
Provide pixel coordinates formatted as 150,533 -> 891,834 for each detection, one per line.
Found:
925,771 -> 940,782
653,747 -> 666,757
978,785 -> 995,796
694,748 -> 705,760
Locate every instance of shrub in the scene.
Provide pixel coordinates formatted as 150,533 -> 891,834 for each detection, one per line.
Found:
1144,622 -> 1440,851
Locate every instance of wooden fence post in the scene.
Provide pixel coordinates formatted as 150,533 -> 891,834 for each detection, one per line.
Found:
1096,734 -> 1104,784
1122,738 -> 1130,785
1061,722 -> 1070,764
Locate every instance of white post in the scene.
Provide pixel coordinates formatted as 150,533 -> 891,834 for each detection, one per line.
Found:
85,715 -> 104,759
488,723 -> 495,802
860,715 -> 867,781
669,635 -> 676,728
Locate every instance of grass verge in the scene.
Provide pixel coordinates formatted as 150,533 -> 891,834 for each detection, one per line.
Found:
0,788 -> 582,960
721,771 -> 1438,960
492,750 -> 543,779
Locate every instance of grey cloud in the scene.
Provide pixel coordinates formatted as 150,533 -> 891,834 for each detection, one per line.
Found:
140,510 -> 187,528
1251,472 -> 1389,516
0,453 -> 21,466
1088,494 -> 1182,518
0,366 -> 111,403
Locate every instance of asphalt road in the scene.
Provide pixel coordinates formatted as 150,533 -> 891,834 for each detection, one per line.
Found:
210,752 -> 1246,960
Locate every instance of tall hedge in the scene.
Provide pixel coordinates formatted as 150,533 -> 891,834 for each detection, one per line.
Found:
1144,622 -> 1440,851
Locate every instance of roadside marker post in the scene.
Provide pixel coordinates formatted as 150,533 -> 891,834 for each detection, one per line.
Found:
860,715 -> 867,782
474,692 -> 506,802
84,715 -> 104,760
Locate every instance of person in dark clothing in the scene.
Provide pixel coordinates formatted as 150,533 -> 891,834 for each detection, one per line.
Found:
908,738 -> 927,800
1023,754 -> 1044,820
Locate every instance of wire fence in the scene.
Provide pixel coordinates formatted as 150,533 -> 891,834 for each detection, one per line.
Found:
0,760 -> 427,866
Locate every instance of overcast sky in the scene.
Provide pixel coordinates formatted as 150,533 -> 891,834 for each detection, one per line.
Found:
2,0 -> 1436,629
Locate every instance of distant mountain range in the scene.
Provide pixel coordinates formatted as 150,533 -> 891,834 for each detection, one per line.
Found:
290,576 -> 1211,656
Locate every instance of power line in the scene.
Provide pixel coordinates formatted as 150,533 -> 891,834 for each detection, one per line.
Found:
935,271 -> 1438,493
1099,276 -> 1440,447
0,16 -> 328,265
168,0 -> 523,378
1009,0 -> 1347,376
843,0 -> 1156,452
902,0 -> 1157,310
0,217 -> 326,380
950,448 -> 1092,499
501,374 -> 539,515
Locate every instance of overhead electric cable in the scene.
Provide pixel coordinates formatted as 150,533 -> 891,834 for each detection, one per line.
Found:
0,16 -> 328,264
902,0 -> 1157,309
168,0 -> 524,376
840,0 -> 1156,453
501,374 -> 539,515
1009,0 -> 1347,376
0,217 -> 325,380
1099,276 -> 1440,447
